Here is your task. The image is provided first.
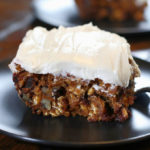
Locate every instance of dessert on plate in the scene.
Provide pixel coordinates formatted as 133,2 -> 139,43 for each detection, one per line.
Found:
9,23 -> 140,122
75,0 -> 147,21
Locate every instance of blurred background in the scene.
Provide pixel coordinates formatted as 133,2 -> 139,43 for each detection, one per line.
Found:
0,0 -> 150,63
0,0 -> 150,150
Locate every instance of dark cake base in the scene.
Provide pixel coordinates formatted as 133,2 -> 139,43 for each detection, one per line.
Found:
13,64 -> 135,122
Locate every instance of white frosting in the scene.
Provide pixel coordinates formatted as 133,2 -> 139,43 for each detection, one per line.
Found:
9,23 -> 140,87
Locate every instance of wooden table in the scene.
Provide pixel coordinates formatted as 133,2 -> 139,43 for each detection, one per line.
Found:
0,0 -> 150,150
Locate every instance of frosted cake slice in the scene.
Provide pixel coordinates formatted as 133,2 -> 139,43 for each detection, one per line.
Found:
9,24 -> 140,122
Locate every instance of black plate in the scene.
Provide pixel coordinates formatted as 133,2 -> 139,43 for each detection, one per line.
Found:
0,59 -> 150,147
32,0 -> 150,35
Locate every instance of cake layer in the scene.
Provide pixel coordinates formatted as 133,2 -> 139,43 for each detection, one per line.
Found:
9,24 -> 140,87
13,64 -> 135,122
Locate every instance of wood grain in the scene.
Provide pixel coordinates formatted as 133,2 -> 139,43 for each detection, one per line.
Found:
0,0 -> 33,63
0,134 -> 39,150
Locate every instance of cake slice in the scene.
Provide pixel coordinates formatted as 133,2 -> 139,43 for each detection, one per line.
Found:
75,0 -> 147,21
9,23 -> 140,122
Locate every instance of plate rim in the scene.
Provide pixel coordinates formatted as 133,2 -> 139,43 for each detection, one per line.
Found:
1,122 -> 150,147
